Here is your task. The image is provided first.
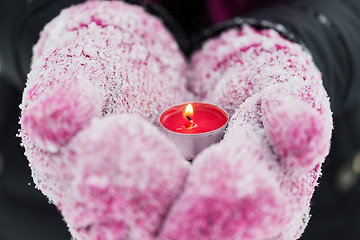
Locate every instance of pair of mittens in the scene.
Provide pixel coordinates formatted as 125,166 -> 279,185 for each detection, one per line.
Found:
20,1 -> 332,239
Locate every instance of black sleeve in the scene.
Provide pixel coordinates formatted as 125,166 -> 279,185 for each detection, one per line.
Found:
242,0 -> 360,115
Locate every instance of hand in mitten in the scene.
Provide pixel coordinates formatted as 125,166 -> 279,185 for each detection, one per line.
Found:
20,2 -> 191,239
20,1 -> 332,239
159,26 -> 332,240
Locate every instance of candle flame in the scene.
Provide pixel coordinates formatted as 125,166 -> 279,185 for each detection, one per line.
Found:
184,103 -> 194,118
183,103 -> 196,129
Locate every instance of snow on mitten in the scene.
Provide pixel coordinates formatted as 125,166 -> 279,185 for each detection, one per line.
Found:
21,0 -> 189,153
161,24 -> 332,239
20,1 -> 333,240
20,0 -> 190,207
61,115 -> 189,240
159,130 -> 289,240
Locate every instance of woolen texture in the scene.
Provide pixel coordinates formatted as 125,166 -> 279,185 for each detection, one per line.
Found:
20,1 -> 332,239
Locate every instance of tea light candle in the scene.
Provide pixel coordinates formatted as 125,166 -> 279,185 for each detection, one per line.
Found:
160,102 -> 229,160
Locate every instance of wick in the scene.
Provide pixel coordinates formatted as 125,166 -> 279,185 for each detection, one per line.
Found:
184,115 -> 196,129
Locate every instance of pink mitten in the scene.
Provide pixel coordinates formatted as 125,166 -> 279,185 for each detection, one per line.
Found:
20,1 -> 332,240
20,0 -> 189,207
181,26 -> 332,239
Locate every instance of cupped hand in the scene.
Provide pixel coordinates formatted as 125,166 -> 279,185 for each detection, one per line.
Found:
20,1 -> 332,239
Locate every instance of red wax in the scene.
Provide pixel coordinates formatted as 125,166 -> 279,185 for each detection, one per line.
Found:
160,103 -> 228,134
